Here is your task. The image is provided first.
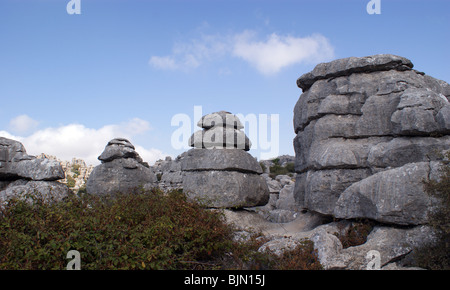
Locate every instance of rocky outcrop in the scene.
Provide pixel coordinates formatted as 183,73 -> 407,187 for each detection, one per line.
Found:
0,137 -> 70,205
0,137 -> 64,181
293,54 -> 450,225
152,155 -> 184,191
182,111 -> 269,208
37,154 -> 94,191
86,138 -> 157,196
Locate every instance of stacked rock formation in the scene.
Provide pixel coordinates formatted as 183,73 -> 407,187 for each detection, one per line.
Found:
293,54 -> 450,226
86,138 -> 157,196
0,137 -> 70,204
182,111 -> 269,208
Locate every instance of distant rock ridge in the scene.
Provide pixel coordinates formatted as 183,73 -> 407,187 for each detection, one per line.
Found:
36,153 -> 94,191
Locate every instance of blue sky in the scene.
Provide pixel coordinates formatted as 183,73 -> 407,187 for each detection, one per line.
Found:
1,0 -> 449,165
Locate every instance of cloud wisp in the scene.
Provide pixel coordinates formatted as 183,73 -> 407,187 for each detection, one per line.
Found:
8,114 -> 40,134
0,118 -> 167,166
149,30 -> 335,75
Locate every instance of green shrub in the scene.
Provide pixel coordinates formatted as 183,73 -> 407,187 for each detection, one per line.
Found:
0,188 -> 234,269
269,162 -> 295,179
66,175 -> 76,188
71,165 -> 80,176
0,188 -> 323,270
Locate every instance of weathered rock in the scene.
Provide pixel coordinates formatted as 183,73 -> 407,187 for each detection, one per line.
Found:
297,54 -> 413,91
197,111 -> 244,129
86,138 -> 157,196
0,137 -> 65,181
334,162 -> 440,225
182,111 -> 269,209
182,171 -> 269,208
293,54 -> 450,225
0,179 -> 71,206
181,148 -> 262,174
324,225 -> 436,270
189,127 -> 251,151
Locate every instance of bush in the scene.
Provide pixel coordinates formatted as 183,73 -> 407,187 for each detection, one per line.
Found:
267,240 -> 323,270
0,188 -> 323,270
269,162 -> 295,179
334,220 -> 374,249
66,175 -> 76,188
0,188 -> 234,269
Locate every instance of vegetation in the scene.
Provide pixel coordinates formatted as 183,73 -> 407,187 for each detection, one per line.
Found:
413,151 -> 450,270
0,188 -> 322,270
66,175 -> 76,188
269,161 -> 295,179
334,220 -> 374,249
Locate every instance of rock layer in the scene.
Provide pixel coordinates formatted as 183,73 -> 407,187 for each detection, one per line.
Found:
293,54 -> 450,225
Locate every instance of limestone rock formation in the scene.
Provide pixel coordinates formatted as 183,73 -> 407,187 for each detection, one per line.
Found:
293,54 -> 450,226
0,137 -> 70,205
152,155 -> 184,191
0,137 -> 64,181
182,111 -> 269,208
86,138 -> 157,196
37,154 -> 94,191
188,111 -> 251,151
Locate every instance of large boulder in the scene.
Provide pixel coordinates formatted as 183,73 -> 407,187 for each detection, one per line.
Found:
0,137 -> 70,206
0,137 -> 64,181
293,54 -> 450,225
0,180 -> 71,206
86,138 -> 157,196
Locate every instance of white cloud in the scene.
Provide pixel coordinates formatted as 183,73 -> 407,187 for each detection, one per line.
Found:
149,30 -> 334,75
0,118 -> 167,166
149,34 -> 226,71
149,56 -> 178,70
9,114 -> 39,134
232,31 -> 335,75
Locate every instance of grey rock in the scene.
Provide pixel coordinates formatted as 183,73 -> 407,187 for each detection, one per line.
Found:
182,171 -> 269,208
189,127 -> 251,151
297,54 -> 413,91
293,54 -> 450,225
0,180 -> 71,206
0,137 -> 64,181
436,105 -> 450,132
98,138 -> 144,164
86,139 -> 157,196
325,226 -> 436,270
86,158 -> 157,196
181,148 -> 262,174
334,162 -> 440,225
367,136 -> 450,168
197,111 -> 244,129
311,228 -> 343,269
265,178 -> 282,193
301,168 -> 371,215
